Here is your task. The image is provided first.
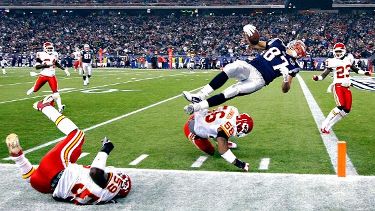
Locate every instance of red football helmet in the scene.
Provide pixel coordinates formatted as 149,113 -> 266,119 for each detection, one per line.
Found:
287,40 -> 307,58
333,42 -> 346,59
236,113 -> 253,138
43,42 -> 54,55
116,173 -> 131,198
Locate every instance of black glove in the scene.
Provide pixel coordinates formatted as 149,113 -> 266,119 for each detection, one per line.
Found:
101,137 -> 114,155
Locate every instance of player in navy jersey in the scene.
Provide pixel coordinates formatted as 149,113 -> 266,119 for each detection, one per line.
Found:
183,24 -> 307,114
80,44 -> 94,86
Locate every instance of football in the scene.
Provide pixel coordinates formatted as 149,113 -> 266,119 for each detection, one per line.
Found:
248,29 -> 260,45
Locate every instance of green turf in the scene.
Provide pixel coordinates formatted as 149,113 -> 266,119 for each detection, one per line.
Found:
0,68 -> 374,175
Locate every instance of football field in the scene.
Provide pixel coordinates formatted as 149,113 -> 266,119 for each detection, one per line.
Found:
1,68 -> 375,175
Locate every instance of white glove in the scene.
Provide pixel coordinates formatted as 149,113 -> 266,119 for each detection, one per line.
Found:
64,68 -> 70,77
243,163 -> 249,172
243,24 -> 257,37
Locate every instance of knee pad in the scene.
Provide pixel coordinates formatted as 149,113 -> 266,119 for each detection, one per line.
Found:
223,85 -> 240,99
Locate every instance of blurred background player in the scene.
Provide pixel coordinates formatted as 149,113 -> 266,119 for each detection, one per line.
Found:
183,105 -> 253,171
0,53 -> 7,75
313,42 -> 371,134
72,47 -> 82,74
27,42 -> 70,113
80,44 -> 94,85
5,95 -> 131,205
183,24 -> 306,114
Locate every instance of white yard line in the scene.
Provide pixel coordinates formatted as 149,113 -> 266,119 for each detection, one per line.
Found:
191,156 -> 208,168
258,158 -> 270,170
296,75 -> 358,176
0,73 -> 183,105
2,86 -> 201,160
129,154 -> 149,166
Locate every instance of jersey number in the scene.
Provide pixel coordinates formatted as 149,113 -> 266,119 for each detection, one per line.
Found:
263,47 -> 289,73
84,54 -> 91,60
205,106 -> 228,123
336,65 -> 351,78
107,175 -> 123,193
71,183 -> 99,204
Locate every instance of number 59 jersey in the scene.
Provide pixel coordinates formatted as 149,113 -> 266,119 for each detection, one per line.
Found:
325,54 -> 354,86
249,38 -> 301,85
193,106 -> 239,139
52,163 -> 125,205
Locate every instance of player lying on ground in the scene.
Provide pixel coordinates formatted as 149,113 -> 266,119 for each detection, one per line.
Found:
183,105 -> 253,171
5,96 -> 131,205
27,42 -> 70,113
313,42 -> 371,134
183,24 -> 306,114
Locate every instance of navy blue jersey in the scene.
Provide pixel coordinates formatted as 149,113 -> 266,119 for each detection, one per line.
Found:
81,50 -> 94,63
249,38 -> 301,85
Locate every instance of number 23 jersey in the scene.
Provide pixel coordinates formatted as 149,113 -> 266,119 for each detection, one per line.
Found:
325,54 -> 354,86
52,163 -> 124,205
194,106 -> 239,139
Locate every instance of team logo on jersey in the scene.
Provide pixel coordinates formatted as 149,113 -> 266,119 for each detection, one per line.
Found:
351,76 -> 375,91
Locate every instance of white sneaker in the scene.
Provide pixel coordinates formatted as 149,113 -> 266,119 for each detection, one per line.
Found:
5,133 -> 23,156
26,87 -> 34,95
83,80 -> 88,86
58,105 -> 65,114
182,91 -> 203,103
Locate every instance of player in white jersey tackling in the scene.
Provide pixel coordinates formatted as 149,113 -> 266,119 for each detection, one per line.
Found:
313,42 -> 371,134
5,95 -> 131,205
183,105 -> 253,171
27,42 -> 70,113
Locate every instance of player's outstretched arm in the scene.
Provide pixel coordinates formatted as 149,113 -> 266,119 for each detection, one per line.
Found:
281,75 -> 292,93
313,68 -> 331,81
350,62 -> 371,76
55,61 -> 70,76
242,24 -> 267,50
217,129 -> 249,171
90,137 -> 114,188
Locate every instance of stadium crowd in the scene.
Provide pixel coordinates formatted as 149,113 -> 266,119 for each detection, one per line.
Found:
0,10 -> 374,63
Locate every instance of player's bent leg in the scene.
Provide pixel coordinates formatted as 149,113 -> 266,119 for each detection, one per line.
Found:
5,134 -> 35,181
52,92 -> 65,114
28,76 -> 48,95
31,129 -> 85,193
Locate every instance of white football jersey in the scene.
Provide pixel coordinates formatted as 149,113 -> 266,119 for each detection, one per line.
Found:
52,163 -> 125,205
325,54 -> 355,86
194,105 -> 239,138
36,51 -> 59,77
73,51 -> 81,60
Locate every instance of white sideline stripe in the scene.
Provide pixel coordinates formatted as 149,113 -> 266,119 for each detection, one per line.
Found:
296,75 -> 358,176
78,152 -> 90,160
0,73 -> 183,105
2,86 -> 202,161
129,154 -> 149,166
191,156 -> 208,168
258,158 -> 270,170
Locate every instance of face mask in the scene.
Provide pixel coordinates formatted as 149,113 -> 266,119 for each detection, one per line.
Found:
288,49 -> 298,58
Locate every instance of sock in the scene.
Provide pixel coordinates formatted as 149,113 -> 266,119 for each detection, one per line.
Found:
208,71 -> 229,90
12,154 -> 35,180
52,93 -> 62,110
2,68 -> 5,74
83,75 -> 86,81
322,107 -> 341,129
42,106 -> 78,135
200,84 -> 214,97
206,93 -> 227,107
88,75 -> 91,79
91,152 -> 108,170
326,110 -> 347,130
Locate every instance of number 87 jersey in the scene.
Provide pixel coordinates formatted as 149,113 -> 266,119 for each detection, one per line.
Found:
193,105 -> 239,139
325,54 -> 354,86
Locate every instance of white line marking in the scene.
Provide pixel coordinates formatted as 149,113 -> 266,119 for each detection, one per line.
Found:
0,73 -> 182,105
78,152 -> 90,160
191,156 -> 208,168
258,158 -> 270,170
296,75 -> 358,176
2,86 -> 202,160
129,154 -> 149,166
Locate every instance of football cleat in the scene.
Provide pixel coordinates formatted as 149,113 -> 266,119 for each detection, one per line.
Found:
320,127 -> 330,134
243,162 -> 250,172
227,141 -> 237,149
184,104 -> 195,115
58,105 -> 65,114
182,91 -> 203,103
33,95 -> 55,111
5,133 -> 23,157
83,80 -> 88,86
